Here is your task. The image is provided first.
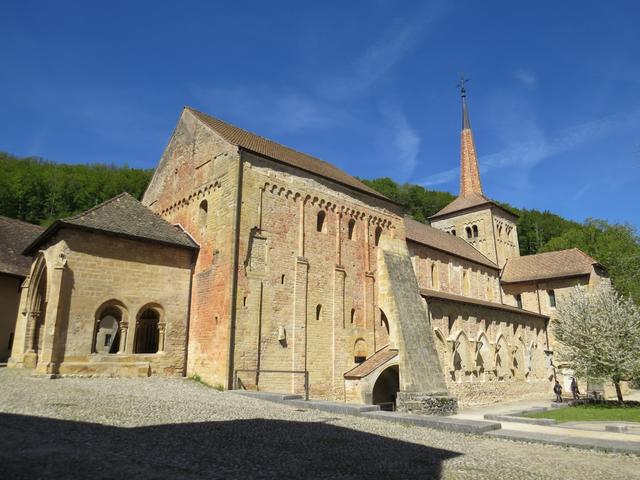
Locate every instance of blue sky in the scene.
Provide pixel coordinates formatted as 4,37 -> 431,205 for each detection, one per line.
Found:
2,1 -> 639,227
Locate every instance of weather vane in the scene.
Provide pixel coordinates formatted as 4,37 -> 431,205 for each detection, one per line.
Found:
457,75 -> 469,98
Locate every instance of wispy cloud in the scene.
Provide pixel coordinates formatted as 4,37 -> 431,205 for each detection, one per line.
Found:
190,85 -> 350,134
514,69 -> 537,88
421,108 -> 640,188
378,102 -> 421,181
320,2 -> 444,101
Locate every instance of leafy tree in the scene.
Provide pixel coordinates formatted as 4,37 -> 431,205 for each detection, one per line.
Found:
553,284 -> 640,402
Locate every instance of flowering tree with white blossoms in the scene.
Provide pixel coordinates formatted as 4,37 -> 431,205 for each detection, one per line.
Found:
553,283 -> 640,402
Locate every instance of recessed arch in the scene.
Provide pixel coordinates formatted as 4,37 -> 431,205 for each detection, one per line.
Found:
354,338 -> 367,363
134,304 -> 163,354
198,199 -> 208,230
372,364 -> 399,410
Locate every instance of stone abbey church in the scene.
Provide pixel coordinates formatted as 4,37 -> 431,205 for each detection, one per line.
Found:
1,92 -> 607,411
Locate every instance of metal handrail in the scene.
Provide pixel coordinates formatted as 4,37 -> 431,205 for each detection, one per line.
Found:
233,368 -> 309,400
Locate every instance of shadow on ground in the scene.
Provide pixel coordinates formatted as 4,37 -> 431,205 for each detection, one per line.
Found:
0,413 -> 460,479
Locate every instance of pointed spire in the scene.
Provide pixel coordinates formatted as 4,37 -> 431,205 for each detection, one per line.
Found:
457,77 -> 484,197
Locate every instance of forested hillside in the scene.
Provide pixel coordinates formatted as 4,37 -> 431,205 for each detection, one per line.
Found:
0,152 -> 152,226
1,152 -> 638,302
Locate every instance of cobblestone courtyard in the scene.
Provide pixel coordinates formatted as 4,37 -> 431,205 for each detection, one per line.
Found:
1,368 -> 639,479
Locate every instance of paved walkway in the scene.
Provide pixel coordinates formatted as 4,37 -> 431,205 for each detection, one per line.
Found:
452,394 -> 640,452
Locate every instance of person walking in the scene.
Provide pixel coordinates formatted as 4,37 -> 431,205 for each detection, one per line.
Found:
553,380 -> 563,402
570,377 -> 581,400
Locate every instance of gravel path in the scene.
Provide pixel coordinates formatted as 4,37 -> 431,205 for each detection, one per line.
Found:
1,368 -> 639,480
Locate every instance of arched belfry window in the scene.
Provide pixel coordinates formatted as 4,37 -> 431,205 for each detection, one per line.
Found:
465,227 -> 472,239
199,200 -> 208,230
348,219 -> 356,240
451,229 -> 456,236
135,308 -> 160,354
317,210 -> 326,233
472,225 -> 479,238
94,307 -> 121,354
374,226 -> 382,246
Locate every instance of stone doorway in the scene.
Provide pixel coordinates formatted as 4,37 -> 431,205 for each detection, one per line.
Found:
372,365 -> 399,411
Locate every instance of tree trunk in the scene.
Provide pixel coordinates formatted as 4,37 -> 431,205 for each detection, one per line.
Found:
614,380 -> 624,402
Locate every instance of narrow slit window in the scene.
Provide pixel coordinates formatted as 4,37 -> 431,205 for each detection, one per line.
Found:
317,210 -> 326,233
316,304 -> 322,321
548,290 -> 556,308
515,294 -> 523,309
374,226 -> 382,246
348,219 -> 356,240
199,200 -> 208,230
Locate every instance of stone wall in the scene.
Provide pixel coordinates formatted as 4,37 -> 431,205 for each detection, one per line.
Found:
407,240 -> 500,302
0,275 -> 22,362
232,150 -> 403,400
144,109 -> 241,387
10,229 -> 192,377
427,297 -> 552,406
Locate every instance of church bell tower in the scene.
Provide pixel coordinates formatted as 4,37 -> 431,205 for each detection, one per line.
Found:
429,79 -> 520,267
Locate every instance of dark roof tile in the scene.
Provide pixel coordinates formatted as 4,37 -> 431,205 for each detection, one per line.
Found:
24,193 -> 198,254
501,248 -> 598,283
404,216 -> 498,269
0,216 -> 44,277
187,107 -> 395,204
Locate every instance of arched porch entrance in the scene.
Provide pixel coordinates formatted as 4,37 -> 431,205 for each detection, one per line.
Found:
23,255 -> 48,368
372,365 -> 399,411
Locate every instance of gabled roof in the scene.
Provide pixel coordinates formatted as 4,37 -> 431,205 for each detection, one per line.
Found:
404,216 -> 498,270
0,216 -> 44,277
421,289 -> 549,319
501,248 -> 600,284
24,193 -> 198,255
187,107 -> 396,204
343,345 -> 398,379
429,193 -> 517,220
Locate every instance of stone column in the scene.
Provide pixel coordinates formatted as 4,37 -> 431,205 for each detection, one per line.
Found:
118,322 -> 129,354
158,323 -> 166,352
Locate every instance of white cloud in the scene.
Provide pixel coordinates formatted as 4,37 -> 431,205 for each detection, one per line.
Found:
514,69 -> 537,88
379,102 -> 421,181
319,2 -> 444,100
420,108 -> 640,188
190,85 -> 349,134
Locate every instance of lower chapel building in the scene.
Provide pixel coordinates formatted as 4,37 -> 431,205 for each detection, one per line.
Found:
2,94 -> 608,410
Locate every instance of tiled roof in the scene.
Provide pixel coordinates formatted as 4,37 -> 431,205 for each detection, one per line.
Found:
344,345 -> 398,379
501,248 -> 598,284
404,216 -> 498,270
421,289 -> 549,319
429,193 -> 517,220
24,193 -> 198,255
187,107 -> 395,204
0,216 -> 44,277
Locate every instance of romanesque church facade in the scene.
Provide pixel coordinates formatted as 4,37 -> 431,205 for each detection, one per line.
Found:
4,93 -> 606,408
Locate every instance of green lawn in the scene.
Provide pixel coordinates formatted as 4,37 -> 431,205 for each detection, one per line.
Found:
524,404 -> 640,423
